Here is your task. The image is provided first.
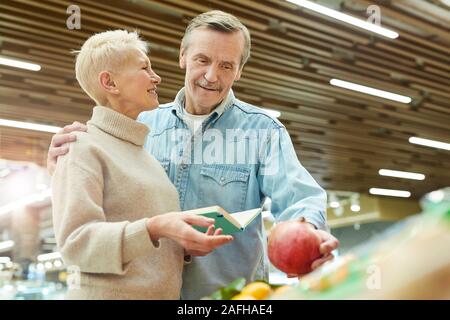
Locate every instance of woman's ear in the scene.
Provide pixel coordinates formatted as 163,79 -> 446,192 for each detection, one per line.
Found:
99,71 -> 119,94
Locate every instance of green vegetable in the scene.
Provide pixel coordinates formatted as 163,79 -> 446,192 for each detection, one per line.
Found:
210,277 -> 246,300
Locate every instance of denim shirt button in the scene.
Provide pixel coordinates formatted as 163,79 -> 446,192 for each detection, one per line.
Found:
182,164 -> 188,169
220,177 -> 225,182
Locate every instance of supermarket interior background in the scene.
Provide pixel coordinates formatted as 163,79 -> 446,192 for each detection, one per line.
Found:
0,0 -> 449,300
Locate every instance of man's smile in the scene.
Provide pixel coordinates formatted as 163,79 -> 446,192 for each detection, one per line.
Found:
198,84 -> 219,92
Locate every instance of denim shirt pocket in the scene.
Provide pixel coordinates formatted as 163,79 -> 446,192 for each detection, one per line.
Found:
199,164 -> 250,213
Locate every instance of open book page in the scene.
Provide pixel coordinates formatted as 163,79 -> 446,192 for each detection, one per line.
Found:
184,206 -> 262,234
183,206 -> 240,234
229,208 -> 262,229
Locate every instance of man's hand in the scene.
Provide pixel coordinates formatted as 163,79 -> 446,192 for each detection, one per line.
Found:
287,224 -> 339,278
311,229 -> 339,271
47,121 -> 87,175
147,213 -> 233,255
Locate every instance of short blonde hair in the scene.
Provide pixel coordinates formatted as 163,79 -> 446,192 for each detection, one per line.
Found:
181,10 -> 251,67
74,30 -> 148,105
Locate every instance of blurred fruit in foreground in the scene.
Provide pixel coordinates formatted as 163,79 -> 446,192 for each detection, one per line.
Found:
231,293 -> 257,300
240,282 -> 272,300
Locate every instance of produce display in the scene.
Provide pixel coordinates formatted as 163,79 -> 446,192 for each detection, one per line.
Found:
205,188 -> 450,300
205,278 -> 283,300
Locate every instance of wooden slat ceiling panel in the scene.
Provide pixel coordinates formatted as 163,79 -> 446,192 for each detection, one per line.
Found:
0,0 -> 449,198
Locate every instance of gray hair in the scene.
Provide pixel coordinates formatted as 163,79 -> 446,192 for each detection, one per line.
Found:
181,10 -> 251,67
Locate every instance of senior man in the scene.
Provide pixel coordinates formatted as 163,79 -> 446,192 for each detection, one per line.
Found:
48,10 -> 339,299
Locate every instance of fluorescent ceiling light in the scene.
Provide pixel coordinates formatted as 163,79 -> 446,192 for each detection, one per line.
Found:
53,260 -> 63,268
330,201 -> 340,208
37,252 -> 61,262
379,169 -> 425,180
286,0 -> 399,39
0,189 -> 51,217
0,119 -> 61,133
409,137 -> 450,151
0,257 -> 11,263
330,79 -> 412,103
369,188 -> 411,198
0,240 -> 15,251
0,56 -> 41,71
262,108 -> 281,118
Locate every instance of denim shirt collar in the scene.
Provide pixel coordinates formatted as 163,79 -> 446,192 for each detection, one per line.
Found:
171,87 -> 236,122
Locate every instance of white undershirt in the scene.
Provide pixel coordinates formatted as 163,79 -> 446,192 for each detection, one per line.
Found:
180,90 -> 233,133
182,111 -> 211,133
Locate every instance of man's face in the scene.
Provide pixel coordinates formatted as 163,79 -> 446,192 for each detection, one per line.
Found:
179,28 -> 245,113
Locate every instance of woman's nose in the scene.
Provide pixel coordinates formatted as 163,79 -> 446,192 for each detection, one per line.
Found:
151,71 -> 161,84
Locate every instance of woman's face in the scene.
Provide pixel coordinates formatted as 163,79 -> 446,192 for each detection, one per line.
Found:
112,49 -> 161,119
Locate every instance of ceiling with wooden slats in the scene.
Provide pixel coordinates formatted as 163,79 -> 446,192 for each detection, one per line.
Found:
0,0 -> 449,198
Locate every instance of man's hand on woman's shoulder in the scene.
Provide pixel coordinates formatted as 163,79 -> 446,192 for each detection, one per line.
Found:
47,121 -> 87,175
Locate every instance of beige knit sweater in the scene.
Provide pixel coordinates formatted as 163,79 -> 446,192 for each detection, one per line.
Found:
51,106 -> 184,299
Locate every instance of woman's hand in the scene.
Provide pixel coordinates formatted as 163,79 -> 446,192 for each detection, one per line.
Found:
146,213 -> 233,255
185,225 -> 225,257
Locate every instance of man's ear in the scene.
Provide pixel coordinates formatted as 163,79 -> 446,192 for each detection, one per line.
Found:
99,71 -> 118,94
179,46 -> 186,69
234,66 -> 243,81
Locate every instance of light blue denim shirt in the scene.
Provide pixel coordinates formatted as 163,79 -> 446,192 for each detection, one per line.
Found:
138,88 -> 327,299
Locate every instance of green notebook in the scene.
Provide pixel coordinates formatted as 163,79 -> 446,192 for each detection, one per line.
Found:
184,206 -> 263,235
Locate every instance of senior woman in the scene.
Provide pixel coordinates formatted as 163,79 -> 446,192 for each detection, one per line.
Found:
51,30 -> 232,299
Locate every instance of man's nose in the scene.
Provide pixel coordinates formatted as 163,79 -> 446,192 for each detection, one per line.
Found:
204,66 -> 218,83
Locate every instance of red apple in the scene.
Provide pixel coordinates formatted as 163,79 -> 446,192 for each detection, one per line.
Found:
268,218 -> 322,276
